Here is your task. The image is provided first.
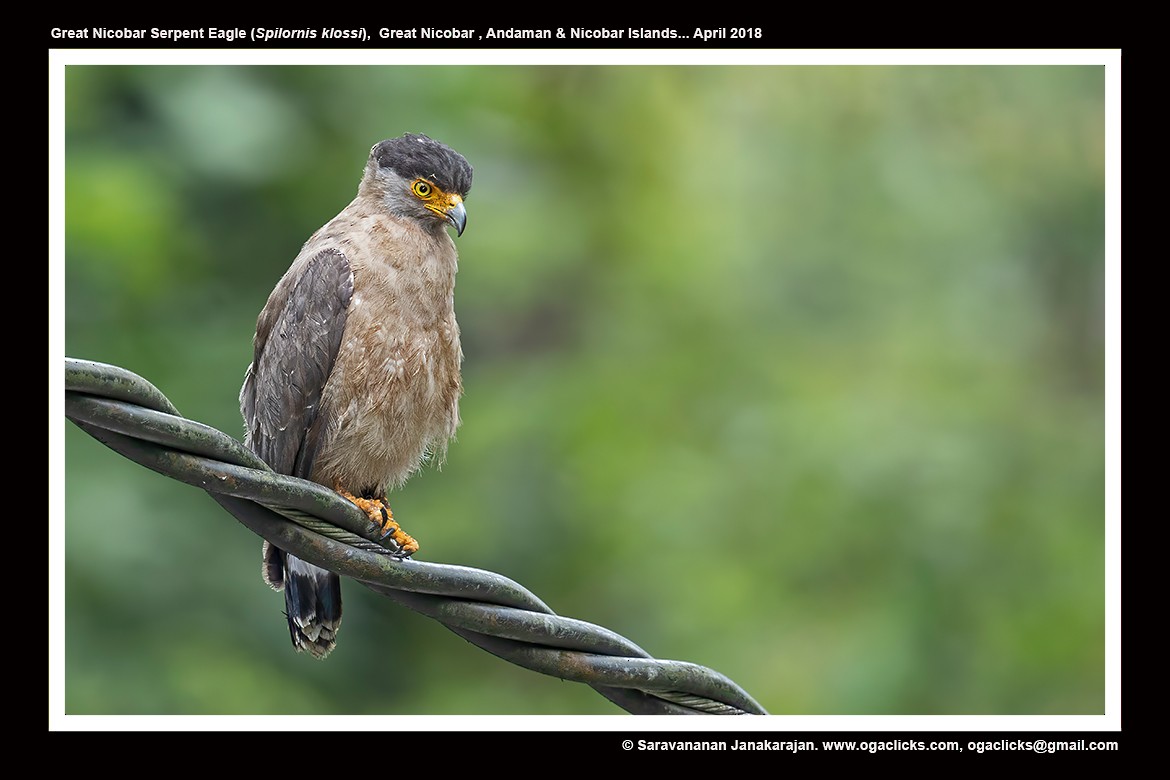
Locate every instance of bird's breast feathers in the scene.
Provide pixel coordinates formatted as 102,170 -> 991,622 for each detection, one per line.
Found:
308,223 -> 463,492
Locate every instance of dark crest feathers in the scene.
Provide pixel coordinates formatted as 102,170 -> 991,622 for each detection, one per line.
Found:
372,133 -> 473,197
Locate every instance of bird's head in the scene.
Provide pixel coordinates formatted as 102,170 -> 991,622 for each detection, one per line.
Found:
364,134 -> 473,237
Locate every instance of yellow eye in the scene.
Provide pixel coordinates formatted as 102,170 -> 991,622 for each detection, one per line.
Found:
412,180 -> 433,198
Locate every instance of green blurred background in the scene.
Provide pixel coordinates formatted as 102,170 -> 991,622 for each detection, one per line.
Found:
62,65 -> 1105,715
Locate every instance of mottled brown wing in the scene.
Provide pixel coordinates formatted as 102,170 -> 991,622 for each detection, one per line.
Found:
241,248 -> 351,657
240,248 -> 353,480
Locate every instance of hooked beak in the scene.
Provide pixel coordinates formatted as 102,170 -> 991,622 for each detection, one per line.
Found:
445,198 -> 467,237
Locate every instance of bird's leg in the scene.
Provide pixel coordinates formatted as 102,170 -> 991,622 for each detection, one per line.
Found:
333,482 -> 420,556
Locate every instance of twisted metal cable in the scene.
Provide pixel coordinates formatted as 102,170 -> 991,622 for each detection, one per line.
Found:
64,357 -> 767,716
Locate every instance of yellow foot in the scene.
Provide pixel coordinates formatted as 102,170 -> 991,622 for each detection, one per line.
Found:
334,484 -> 420,556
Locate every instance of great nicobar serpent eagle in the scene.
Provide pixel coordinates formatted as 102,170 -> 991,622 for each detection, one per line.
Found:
240,134 -> 472,658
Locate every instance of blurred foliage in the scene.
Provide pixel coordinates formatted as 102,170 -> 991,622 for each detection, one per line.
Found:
61,65 -> 1105,715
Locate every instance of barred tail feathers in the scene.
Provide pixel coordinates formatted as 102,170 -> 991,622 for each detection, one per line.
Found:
262,543 -> 343,659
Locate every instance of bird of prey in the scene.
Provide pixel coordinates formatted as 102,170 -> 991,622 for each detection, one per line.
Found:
240,134 -> 472,658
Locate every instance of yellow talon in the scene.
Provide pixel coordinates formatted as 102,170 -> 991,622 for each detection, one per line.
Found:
333,483 -> 419,556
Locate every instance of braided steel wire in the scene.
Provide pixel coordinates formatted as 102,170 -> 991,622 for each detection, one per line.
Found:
64,357 -> 767,716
